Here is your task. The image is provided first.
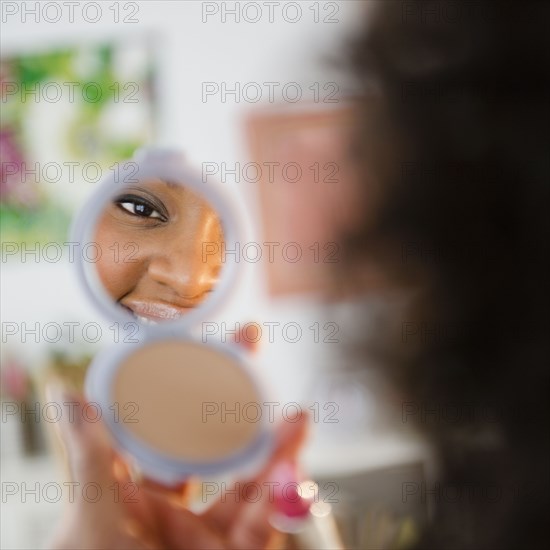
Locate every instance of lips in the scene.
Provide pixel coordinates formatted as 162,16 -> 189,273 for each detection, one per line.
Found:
120,300 -> 193,322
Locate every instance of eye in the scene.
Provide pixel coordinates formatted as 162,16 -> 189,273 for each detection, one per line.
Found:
113,194 -> 167,222
118,200 -> 163,218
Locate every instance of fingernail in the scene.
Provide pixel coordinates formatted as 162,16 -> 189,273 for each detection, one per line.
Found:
269,460 -> 311,518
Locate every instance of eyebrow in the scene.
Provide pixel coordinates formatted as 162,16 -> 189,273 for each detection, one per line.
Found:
120,180 -> 191,197
163,180 -> 181,189
135,179 -> 185,190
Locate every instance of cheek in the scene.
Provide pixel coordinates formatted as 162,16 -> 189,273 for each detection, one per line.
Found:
94,217 -> 144,300
204,221 -> 224,272
96,253 -> 142,300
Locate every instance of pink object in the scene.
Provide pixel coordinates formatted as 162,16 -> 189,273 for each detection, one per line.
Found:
271,461 -> 311,519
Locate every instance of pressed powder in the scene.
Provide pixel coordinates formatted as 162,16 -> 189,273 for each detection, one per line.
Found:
113,340 -> 262,462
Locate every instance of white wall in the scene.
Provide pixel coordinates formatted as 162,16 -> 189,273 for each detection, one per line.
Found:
1,0 -> 366,383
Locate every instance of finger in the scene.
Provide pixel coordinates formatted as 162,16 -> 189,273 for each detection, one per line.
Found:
203,411 -> 309,533
46,384 -> 116,489
226,458 -> 308,549
143,491 -> 227,550
233,321 -> 261,353
263,409 -> 310,467
227,498 -> 278,550
138,477 -> 193,506
46,385 -> 150,522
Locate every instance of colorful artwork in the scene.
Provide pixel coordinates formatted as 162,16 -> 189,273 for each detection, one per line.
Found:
1,40 -> 156,245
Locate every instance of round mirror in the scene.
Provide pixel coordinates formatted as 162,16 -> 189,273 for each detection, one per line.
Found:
93,178 -> 224,323
71,149 -> 240,328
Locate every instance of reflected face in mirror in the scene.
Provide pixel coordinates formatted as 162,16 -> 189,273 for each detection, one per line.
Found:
93,179 -> 224,323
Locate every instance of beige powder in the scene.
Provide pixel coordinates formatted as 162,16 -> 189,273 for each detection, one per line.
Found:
114,340 -> 262,461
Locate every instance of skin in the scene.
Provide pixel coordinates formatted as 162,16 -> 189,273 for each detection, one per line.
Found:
94,179 -> 224,322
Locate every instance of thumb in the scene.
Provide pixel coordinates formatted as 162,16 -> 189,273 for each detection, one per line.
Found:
46,383 -> 119,500
46,385 -> 166,549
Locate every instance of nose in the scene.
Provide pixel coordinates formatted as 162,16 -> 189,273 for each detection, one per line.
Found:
147,242 -> 221,302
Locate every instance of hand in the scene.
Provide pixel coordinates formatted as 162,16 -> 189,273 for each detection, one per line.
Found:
47,385 -> 308,550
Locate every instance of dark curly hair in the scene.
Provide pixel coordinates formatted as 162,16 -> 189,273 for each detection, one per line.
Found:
347,2 -> 550,548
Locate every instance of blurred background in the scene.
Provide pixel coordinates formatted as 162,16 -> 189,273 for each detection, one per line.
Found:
1,2 -> 428,548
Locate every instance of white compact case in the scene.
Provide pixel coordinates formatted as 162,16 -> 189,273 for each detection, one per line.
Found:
71,148 -> 273,485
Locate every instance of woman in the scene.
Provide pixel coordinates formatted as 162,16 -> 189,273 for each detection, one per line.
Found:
50,0 -> 549,548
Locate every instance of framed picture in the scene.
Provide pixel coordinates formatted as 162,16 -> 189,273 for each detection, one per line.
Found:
246,104 -> 357,296
1,38 -> 157,246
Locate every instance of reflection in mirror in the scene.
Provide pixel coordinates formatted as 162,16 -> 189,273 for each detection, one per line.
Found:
93,179 -> 224,323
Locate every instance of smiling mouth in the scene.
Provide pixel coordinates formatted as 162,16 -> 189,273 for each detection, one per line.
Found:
120,301 -> 194,323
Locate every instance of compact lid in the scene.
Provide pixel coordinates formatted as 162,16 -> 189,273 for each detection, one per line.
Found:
70,148 -> 241,334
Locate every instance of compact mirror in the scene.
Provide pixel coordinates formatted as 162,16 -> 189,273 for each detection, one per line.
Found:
71,149 -> 240,328
77,149 -> 272,485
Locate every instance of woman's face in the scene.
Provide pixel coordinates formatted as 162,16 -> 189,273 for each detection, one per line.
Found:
93,179 -> 224,322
